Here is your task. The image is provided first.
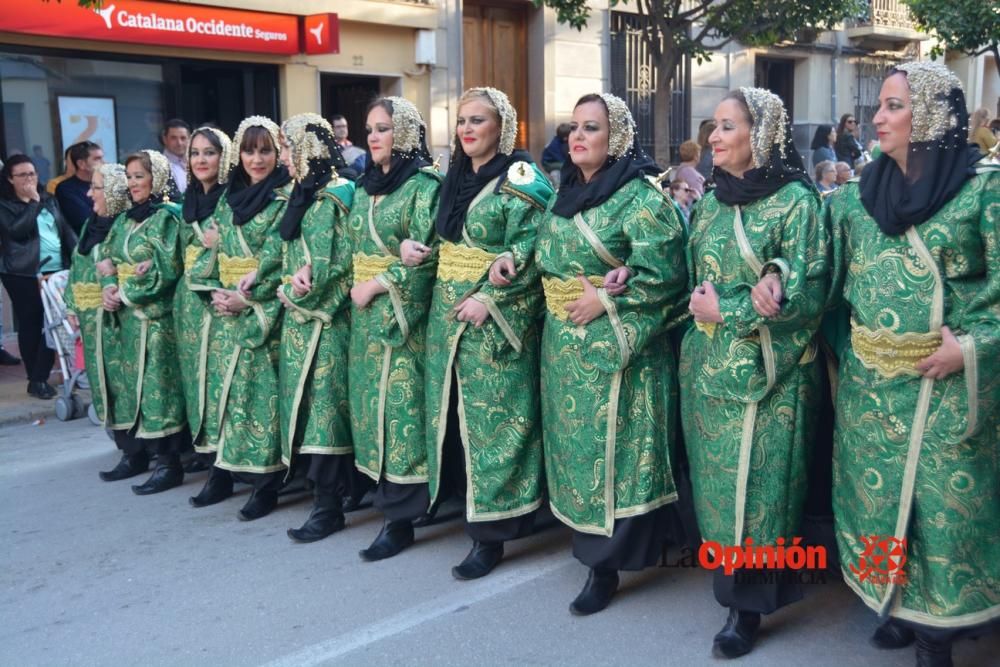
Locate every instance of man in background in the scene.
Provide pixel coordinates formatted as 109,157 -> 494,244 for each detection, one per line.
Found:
331,115 -> 365,166
55,141 -> 104,235
161,118 -> 191,194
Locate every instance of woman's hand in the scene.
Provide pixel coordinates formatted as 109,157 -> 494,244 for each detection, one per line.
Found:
400,239 -> 431,267
212,289 -> 249,316
96,259 -> 117,278
689,281 -> 723,324
290,264 -> 312,297
134,260 -> 152,277
101,285 -> 122,312
603,266 -> 632,297
565,276 -> 606,326
488,256 -> 517,287
916,326 -> 965,379
236,270 -> 257,298
750,273 -> 783,318
276,286 -> 292,309
350,279 -> 388,309
202,222 -> 219,249
454,297 -> 490,327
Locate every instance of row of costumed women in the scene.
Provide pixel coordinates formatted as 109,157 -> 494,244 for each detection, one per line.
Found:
63,61 -> 997,665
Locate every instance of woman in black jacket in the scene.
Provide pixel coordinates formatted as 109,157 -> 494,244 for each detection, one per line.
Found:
0,154 -> 77,398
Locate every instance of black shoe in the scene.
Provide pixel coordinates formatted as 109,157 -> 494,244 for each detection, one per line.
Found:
27,381 -> 56,399
452,541 -> 504,580
131,460 -> 184,495
712,608 -> 761,659
99,451 -> 149,482
238,489 -> 278,521
189,467 -> 234,507
915,632 -> 953,667
287,495 -> 345,543
0,347 -> 20,365
870,619 -> 916,650
342,490 -> 373,513
569,568 -> 619,616
359,520 -> 414,562
183,457 -> 211,474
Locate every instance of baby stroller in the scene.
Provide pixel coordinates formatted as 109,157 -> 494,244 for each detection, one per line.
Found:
39,271 -> 91,422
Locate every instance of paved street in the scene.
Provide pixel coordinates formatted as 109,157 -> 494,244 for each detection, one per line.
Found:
1,417 -> 996,667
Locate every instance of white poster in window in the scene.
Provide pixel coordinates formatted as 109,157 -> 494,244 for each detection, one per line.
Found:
57,96 -> 118,159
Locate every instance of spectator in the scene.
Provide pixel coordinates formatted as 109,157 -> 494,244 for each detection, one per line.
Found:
542,122 -> 572,185
969,108 -> 997,154
55,141 -> 103,235
810,124 -> 837,169
668,179 -> 693,224
834,161 -> 853,185
331,114 -> 365,165
813,160 -> 837,193
695,119 -> 716,182
45,146 -> 76,196
160,118 -> 191,193
0,155 -> 77,399
835,113 -> 864,165
32,146 -> 51,185
675,139 -> 705,199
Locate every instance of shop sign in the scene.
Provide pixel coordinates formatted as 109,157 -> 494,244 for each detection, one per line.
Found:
0,0 -> 302,55
303,13 -> 339,55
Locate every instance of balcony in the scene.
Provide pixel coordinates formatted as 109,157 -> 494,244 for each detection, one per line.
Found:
845,0 -> 926,47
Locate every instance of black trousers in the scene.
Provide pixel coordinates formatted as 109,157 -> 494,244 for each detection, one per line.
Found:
0,273 -> 53,382
306,453 -> 373,499
713,567 -> 803,615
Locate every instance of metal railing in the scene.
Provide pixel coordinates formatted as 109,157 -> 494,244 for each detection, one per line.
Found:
848,0 -> 918,32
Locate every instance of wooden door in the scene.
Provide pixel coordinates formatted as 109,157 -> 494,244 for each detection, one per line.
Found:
462,0 -> 528,148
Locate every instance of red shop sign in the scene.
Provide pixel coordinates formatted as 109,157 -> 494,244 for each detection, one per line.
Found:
0,0 -> 302,55
303,13 -> 339,55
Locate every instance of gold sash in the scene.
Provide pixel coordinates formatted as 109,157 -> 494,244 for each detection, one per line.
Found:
183,245 -> 202,273
437,242 -> 497,283
851,319 -> 941,378
72,282 -> 103,311
117,262 -> 137,286
218,253 -> 258,289
542,275 -> 604,322
353,252 -> 395,284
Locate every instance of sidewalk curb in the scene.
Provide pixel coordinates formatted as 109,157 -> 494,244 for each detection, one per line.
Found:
0,405 -> 57,428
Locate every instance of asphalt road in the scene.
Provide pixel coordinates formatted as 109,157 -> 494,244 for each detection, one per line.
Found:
1,418 -> 996,666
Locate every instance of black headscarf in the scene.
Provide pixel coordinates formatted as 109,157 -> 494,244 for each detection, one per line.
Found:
435,147 -> 532,242
125,194 -> 162,224
181,181 -> 225,224
361,127 -> 432,198
553,139 -> 660,218
860,65 -> 983,236
278,121 -> 349,241
226,163 -> 291,227
713,88 -> 812,207
77,214 -> 115,255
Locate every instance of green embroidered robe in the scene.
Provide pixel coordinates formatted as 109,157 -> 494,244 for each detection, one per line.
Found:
348,168 -> 441,484
211,188 -> 289,473
537,177 -> 688,536
424,164 -> 553,520
99,204 -> 186,438
828,168 -> 1000,628
680,181 -> 828,548
272,180 -> 355,466
174,207 -> 222,445
64,220 -> 110,424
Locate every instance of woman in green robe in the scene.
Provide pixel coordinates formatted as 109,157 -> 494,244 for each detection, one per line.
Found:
176,127 -> 232,472
369,87 -> 552,578
272,113 -> 358,542
347,98 -> 442,553
191,116 -> 292,521
97,150 -> 190,495
64,163 -> 143,481
681,88 -> 828,658
535,93 -> 688,616
826,62 -> 999,667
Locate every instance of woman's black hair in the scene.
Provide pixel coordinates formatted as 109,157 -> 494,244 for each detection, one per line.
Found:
0,154 -> 36,200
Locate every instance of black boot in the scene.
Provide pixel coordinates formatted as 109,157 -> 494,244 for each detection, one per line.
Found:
183,455 -> 211,474
569,568 -> 619,616
131,454 -> 183,495
870,619 -> 916,650
99,450 -> 149,482
238,488 -> 278,521
189,466 -> 234,507
712,607 -> 761,659
915,632 -> 953,667
452,541 -> 504,580
359,520 -> 414,562
287,494 -> 345,543
27,381 -> 56,399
